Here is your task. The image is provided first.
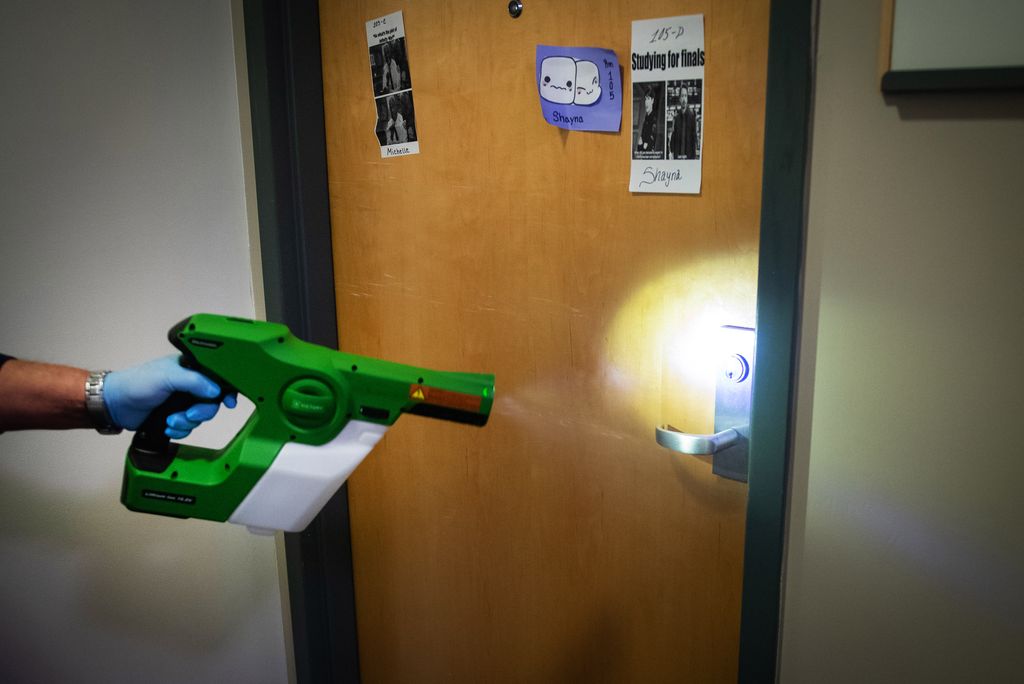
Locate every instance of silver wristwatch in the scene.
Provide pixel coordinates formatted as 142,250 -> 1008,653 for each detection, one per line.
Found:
85,370 -> 123,435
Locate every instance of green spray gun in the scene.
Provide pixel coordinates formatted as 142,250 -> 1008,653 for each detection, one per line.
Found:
121,314 -> 494,534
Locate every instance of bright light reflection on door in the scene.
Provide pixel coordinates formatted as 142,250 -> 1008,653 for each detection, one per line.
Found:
604,254 -> 756,432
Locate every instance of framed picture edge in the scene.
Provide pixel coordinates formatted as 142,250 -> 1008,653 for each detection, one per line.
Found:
878,0 -> 1024,94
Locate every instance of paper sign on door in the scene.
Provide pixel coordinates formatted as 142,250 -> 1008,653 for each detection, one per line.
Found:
629,14 -> 705,194
366,11 -> 419,157
536,45 -> 622,132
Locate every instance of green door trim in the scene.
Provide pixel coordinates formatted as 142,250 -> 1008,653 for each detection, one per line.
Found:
739,0 -> 814,680
242,0 -> 814,681
242,1 -> 361,682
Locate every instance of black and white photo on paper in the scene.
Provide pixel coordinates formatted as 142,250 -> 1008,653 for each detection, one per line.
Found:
369,37 -> 411,97
374,91 -> 418,147
366,10 -> 419,157
632,81 -> 665,160
666,79 -> 701,161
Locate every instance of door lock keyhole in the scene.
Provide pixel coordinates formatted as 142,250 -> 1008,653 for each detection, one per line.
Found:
724,354 -> 750,383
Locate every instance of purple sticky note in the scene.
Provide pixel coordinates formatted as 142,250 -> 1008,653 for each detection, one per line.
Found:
536,45 -> 621,132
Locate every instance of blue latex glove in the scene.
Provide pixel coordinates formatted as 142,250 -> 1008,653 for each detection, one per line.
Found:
104,355 -> 237,438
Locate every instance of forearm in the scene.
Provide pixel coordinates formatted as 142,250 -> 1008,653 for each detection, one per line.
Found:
0,360 -> 92,431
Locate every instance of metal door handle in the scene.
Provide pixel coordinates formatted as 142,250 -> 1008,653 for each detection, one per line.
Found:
653,325 -> 754,482
655,425 -> 743,454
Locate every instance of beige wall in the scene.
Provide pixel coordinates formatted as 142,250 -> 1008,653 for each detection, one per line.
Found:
781,1 -> 1024,681
0,1 -> 286,681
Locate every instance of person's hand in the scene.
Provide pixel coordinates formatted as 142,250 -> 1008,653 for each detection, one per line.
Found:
104,355 -> 237,438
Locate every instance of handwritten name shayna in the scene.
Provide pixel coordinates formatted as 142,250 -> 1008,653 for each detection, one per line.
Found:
551,111 -> 585,126
639,166 -> 683,189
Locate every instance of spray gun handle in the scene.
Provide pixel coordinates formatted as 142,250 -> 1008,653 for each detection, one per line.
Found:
127,391 -> 195,472
126,354 -> 231,473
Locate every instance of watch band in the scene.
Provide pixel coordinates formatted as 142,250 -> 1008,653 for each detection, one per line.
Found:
85,370 -> 123,435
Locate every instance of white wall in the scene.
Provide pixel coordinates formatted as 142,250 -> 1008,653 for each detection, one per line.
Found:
0,1 -> 287,682
782,0 -> 1024,681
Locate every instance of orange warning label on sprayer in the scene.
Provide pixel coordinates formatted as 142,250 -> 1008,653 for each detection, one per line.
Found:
408,384 -> 481,412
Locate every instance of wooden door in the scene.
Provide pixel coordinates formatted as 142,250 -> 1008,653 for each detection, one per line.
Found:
318,1 -> 768,681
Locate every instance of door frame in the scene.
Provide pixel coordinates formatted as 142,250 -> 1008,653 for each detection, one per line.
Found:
241,1 -> 813,681
242,2 -> 360,682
